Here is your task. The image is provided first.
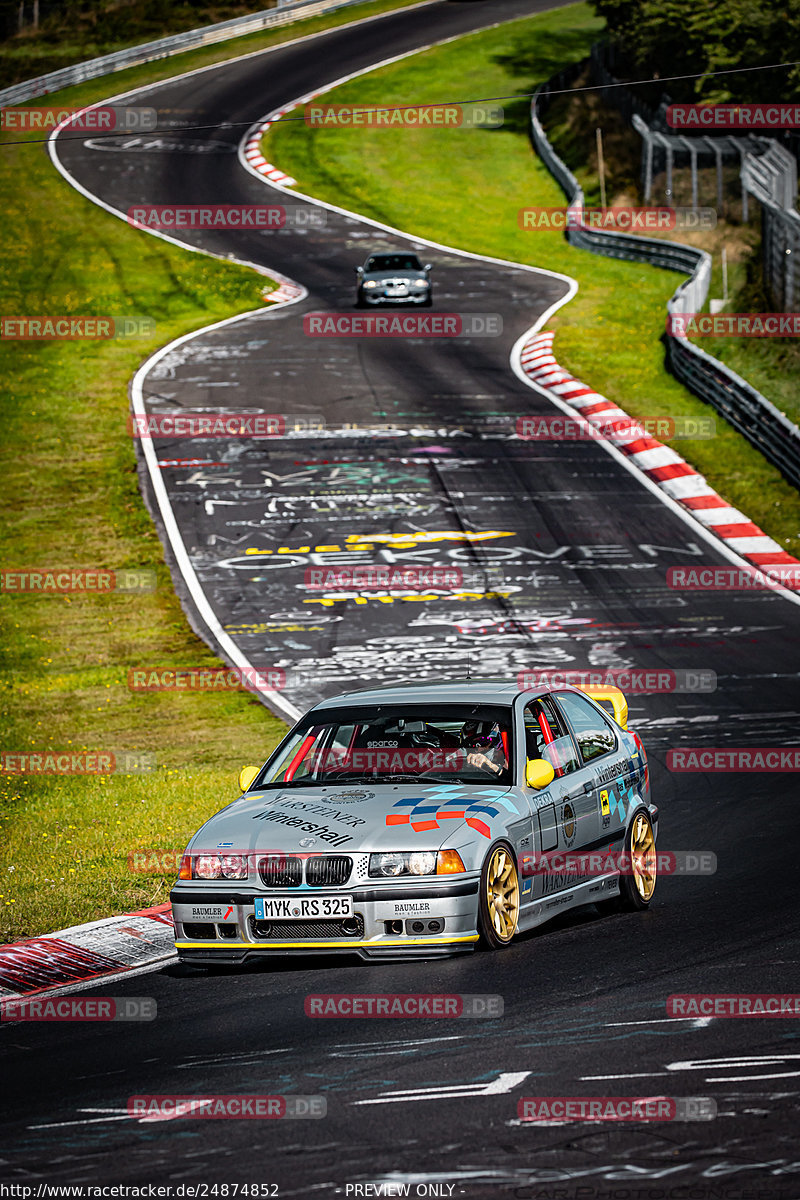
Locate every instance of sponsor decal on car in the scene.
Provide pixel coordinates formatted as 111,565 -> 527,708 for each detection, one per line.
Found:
273,799 -> 366,827
188,905 -> 234,921
251,809 -> 353,847
560,801 -> 576,847
325,790 -> 374,804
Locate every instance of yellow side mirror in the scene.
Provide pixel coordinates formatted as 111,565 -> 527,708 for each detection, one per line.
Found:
525,758 -> 555,789
238,764 -> 260,794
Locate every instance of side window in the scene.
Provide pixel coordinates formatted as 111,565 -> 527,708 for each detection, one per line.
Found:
554,692 -> 616,764
524,698 -> 580,776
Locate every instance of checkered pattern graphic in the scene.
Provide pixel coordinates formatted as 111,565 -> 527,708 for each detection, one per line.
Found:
386,785 -> 517,839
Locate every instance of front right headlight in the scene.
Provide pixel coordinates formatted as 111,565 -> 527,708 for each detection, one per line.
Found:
363,280 -> 379,289
368,850 -> 464,877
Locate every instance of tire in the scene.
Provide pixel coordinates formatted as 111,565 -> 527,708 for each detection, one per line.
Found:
478,841 -> 520,950
602,808 -> 657,913
356,290 -> 366,308
421,293 -> 432,307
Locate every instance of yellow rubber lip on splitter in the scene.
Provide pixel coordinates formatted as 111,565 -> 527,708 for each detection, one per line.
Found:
175,934 -> 479,950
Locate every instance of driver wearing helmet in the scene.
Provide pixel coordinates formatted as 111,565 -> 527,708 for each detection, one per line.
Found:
460,719 -> 507,776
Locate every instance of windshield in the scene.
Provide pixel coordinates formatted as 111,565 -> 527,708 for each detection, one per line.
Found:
365,255 -> 422,273
256,704 -> 513,787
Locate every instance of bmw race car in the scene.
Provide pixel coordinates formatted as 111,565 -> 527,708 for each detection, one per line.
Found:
355,252 -> 433,306
171,680 -> 657,964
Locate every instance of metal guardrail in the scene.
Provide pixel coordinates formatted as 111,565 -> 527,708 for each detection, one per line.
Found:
531,71 -> 800,492
0,0 -> 373,106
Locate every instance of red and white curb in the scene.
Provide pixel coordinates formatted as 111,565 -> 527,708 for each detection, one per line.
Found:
262,280 -> 304,304
0,904 -> 175,1013
519,330 -> 800,586
243,108 -> 303,187
244,104 -> 308,307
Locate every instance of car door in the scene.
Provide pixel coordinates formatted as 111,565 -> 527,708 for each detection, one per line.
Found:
551,691 -> 625,859
520,695 -> 587,904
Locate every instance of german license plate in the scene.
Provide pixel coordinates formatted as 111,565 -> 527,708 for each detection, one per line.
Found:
254,895 -> 353,920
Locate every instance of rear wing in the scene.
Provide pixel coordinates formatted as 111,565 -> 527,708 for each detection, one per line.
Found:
577,685 -> 628,730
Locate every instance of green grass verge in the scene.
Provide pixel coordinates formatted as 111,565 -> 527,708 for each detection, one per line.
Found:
264,0 -> 800,556
0,0 -> 428,103
1,0 -> 429,945
0,146 -> 290,937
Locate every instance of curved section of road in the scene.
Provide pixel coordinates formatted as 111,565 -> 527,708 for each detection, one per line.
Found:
4,1 -> 797,1192
50,0 -> 581,719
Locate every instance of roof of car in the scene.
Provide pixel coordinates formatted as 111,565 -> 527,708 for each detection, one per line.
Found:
311,679 -> 525,709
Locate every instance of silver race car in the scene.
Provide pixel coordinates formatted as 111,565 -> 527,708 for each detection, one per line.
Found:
171,681 -> 657,964
355,252 -> 433,306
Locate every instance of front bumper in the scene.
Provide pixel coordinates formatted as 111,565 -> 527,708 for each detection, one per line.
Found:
360,289 -> 430,305
170,878 -> 480,962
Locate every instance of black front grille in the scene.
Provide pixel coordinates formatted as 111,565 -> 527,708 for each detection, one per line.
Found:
248,915 -> 364,941
258,855 -> 302,887
306,855 -> 352,887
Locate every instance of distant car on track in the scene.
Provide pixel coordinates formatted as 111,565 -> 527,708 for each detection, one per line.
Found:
171,680 -> 657,965
355,251 -> 432,307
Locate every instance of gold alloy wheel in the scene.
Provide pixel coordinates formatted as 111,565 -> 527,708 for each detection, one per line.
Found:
630,812 -> 657,901
485,846 -> 520,942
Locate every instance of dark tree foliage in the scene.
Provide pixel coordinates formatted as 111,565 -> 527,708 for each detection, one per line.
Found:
590,0 -> 800,103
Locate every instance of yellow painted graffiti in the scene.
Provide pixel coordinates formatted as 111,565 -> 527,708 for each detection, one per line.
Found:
303,590 -> 519,606
243,531 -> 515,555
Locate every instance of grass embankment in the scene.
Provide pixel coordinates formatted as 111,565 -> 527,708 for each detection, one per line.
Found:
1,0 -> 428,944
0,151 -> 290,939
0,0 -> 433,941
544,65 -> 800,432
264,1 -> 800,554
0,0 -> 424,89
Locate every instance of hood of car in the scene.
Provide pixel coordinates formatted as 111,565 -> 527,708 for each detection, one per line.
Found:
189,783 -> 517,856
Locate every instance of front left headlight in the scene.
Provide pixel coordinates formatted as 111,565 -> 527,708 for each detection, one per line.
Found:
187,854 -> 248,880
369,850 -> 463,877
412,278 -> 429,288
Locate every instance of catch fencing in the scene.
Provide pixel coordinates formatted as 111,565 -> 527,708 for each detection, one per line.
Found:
531,71 -> 800,490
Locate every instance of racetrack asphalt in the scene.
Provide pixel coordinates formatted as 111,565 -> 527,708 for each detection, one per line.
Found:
3,0 -> 799,1192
